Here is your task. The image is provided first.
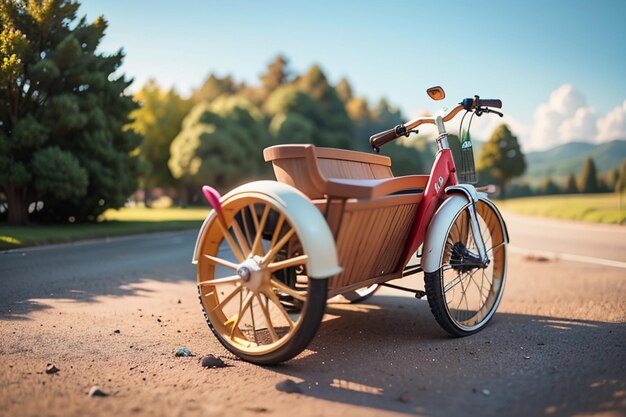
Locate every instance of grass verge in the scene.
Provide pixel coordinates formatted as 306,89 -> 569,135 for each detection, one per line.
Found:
0,207 -> 209,250
498,193 -> 626,225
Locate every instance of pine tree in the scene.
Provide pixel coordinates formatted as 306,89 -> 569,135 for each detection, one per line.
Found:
539,177 -> 560,195
0,0 -> 141,224
335,77 -> 353,103
577,157 -> 599,193
476,124 -> 526,197
563,172 -> 578,194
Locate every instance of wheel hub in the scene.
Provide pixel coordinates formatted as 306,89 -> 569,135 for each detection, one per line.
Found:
237,256 -> 265,291
450,242 -> 486,273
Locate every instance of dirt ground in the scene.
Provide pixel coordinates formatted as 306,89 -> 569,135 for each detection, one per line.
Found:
1,231 -> 625,417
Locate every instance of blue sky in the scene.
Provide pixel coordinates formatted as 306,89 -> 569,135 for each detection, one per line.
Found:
80,0 -> 626,149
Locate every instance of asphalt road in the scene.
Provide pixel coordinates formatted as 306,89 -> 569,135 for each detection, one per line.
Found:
0,213 -> 625,417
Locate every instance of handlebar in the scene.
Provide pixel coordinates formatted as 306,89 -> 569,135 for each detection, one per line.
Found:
369,95 -> 503,150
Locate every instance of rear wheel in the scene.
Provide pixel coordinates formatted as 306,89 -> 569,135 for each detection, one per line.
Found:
197,194 -> 327,365
424,200 -> 506,337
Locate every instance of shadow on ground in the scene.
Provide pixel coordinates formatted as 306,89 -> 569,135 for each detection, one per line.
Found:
0,230 -> 197,319
273,295 -> 626,417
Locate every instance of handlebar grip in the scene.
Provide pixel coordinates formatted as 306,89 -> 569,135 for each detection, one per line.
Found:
477,99 -> 502,109
369,127 -> 399,149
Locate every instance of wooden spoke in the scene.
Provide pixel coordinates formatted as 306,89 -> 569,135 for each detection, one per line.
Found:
256,294 -> 278,342
198,275 -> 242,286
269,214 -> 285,249
262,228 -> 295,265
208,285 -> 243,312
203,254 -> 239,270
250,205 -> 270,256
268,254 -> 308,272
248,203 -> 260,231
216,219 -> 245,262
227,290 -> 255,339
263,288 -> 294,329
271,278 -> 307,302
231,221 -> 251,258
249,296 -> 259,345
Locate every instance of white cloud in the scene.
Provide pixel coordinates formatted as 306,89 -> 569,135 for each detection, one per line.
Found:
527,84 -> 597,151
596,100 -> 626,141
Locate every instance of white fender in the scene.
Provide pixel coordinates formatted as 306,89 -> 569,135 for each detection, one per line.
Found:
421,190 -> 509,273
192,180 -> 342,279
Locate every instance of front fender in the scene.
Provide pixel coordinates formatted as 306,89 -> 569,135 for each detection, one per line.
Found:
421,195 -> 471,273
192,180 -> 342,279
421,190 -> 509,273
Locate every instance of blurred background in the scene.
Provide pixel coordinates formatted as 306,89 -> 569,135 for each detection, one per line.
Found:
1,0 -> 625,245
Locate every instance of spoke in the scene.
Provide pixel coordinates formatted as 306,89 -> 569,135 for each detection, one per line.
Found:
264,289 -> 294,329
256,294 -> 279,342
203,254 -> 239,270
269,215 -> 286,249
271,278 -> 307,302
248,203 -> 260,231
487,241 -> 506,253
242,208 -> 255,252
216,220 -> 245,262
262,228 -> 295,265
198,275 -> 242,286
231,221 -> 251,258
249,296 -> 259,345
251,205 -> 270,256
228,290 -> 255,339
444,272 -> 464,293
208,285 -> 243,312
268,254 -> 308,272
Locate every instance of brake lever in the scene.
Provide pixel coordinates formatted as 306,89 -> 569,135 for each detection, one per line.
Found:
475,106 -> 504,118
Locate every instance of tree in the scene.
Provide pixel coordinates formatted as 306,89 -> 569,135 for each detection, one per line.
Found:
335,77 -> 353,104
563,172 -> 578,194
259,55 -> 289,93
130,80 -> 191,203
192,74 -> 237,103
577,157 -> 599,193
0,0 -> 141,224
476,124 -> 526,198
539,176 -> 561,195
616,158 -> 626,218
168,100 -> 268,197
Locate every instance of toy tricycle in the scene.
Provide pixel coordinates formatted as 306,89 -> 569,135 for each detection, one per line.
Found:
192,87 -> 509,365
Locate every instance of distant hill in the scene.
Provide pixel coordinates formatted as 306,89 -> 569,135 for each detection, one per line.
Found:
520,140 -> 626,184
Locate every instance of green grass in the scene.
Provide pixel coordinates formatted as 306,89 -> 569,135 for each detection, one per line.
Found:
0,206 -> 209,250
498,193 -> 626,225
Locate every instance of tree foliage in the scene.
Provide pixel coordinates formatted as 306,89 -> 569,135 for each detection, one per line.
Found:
563,172 -> 578,194
615,158 -> 626,193
168,98 -> 269,193
0,0 -> 141,224
130,79 -> 191,191
477,124 -> 526,197
577,157 -> 599,193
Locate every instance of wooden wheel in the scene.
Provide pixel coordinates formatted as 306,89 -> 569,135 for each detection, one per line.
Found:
197,193 -> 327,364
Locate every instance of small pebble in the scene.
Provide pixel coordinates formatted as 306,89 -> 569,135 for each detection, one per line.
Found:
523,356 -> 531,359
200,355 -> 226,368
177,299 -> 181,304
113,329 -> 120,334
88,386 -> 109,397
175,347 -> 193,357
275,379 -> 302,394
481,389 -> 491,396
45,364 -> 60,374
397,393 -> 410,403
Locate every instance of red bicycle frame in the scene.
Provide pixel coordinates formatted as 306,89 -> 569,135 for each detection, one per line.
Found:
400,130 -> 458,266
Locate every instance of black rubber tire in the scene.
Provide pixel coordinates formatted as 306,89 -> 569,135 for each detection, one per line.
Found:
424,201 -> 506,337
424,270 -> 482,337
199,278 -> 328,365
